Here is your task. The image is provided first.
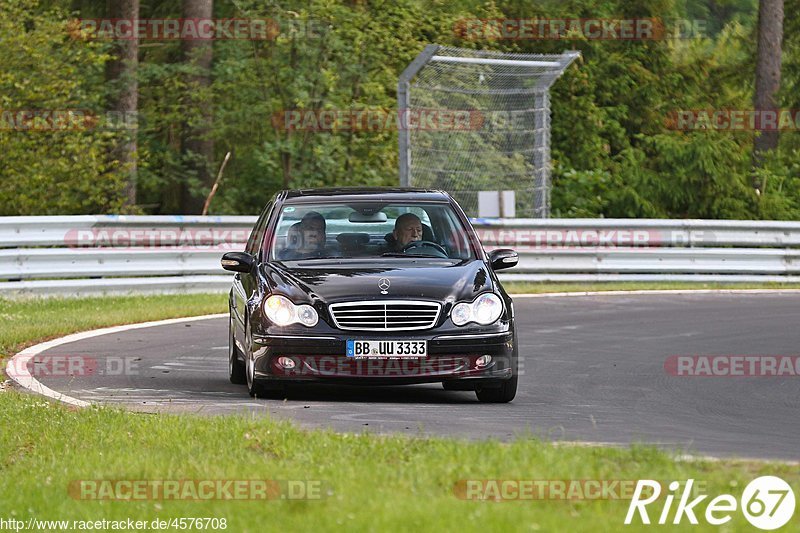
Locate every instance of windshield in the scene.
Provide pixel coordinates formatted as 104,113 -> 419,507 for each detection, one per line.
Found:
267,201 -> 476,262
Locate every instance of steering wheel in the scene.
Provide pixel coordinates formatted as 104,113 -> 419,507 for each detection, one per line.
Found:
402,240 -> 448,258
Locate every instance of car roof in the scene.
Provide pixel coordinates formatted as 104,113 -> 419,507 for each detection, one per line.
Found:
281,187 -> 452,203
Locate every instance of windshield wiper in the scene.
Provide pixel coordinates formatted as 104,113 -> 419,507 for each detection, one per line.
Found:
380,253 -> 446,258
285,256 -> 342,261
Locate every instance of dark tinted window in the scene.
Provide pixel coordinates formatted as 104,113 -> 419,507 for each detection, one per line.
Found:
245,201 -> 272,255
266,201 -> 475,261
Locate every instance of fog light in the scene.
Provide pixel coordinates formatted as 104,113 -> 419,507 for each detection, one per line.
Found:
277,356 -> 296,369
476,355 -> 492,368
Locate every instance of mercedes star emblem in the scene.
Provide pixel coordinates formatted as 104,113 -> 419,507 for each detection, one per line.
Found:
378,278 -> 391,294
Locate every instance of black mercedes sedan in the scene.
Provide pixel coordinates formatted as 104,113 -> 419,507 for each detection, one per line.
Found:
221,188 -> 520,402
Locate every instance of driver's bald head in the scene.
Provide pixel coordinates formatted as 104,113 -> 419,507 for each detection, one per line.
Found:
393,213 -> 423,248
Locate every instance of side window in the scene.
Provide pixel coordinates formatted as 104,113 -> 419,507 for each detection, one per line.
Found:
433,206 -> 471,259
244,220 -> 260,255
245,202 -> 272,256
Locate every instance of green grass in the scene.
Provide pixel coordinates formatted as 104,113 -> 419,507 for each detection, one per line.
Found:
1,391 -> 798,532
2,291 -> 799,531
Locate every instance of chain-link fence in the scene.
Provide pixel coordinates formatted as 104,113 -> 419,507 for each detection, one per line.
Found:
398,45 -> 579,218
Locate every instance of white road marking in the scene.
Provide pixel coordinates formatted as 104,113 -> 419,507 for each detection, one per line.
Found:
5,313 -> 226,408
5,292 -> 800,462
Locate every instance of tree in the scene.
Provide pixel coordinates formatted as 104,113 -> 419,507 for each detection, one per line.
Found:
0,0 -> 127,215
105,0 -> 139,207
180,0 -> 214,213
752,0 -> 784,188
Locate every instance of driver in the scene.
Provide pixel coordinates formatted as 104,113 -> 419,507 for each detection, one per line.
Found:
391,213 -> 423,251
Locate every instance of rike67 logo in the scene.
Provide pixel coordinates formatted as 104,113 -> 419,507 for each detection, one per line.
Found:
625,476 -> 796,530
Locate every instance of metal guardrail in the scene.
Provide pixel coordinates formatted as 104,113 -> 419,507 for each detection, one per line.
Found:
1,216 -> 799,296
473,218 -> 800,248
0,215 -> 254,248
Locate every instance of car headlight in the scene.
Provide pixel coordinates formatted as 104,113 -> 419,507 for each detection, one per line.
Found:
451,302 -> 472,325
264,295 -> 319,327
450,293 -> 503,326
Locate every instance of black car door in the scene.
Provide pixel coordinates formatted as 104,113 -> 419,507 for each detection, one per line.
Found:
231,201 -> 272,330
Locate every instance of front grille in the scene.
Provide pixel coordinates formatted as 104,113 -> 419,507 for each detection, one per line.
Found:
329,300 -> 441,331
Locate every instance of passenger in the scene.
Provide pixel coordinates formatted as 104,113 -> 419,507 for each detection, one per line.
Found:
298,211 -> 327,255
279,211 -> 329,259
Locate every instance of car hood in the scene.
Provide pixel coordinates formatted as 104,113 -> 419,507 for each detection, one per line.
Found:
262,260 -> 493,304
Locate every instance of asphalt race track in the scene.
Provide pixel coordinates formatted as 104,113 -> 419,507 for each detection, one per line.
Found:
27,292 -> 800,460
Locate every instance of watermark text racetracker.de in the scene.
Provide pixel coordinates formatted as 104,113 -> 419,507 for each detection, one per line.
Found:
454,18 -> 707,40
68,479 -> 325,501
69,18 -> 328,40
453,479 -> 704,501
667,109 -> 800,131
63,227 -> 250,251
271,109 -> 485,132
0,109 -> 138,132
475,228 -> 657,249
71,18 -> 277,40
6,355 -> 140,380
269,355 -> 530,378
472,227 -> 720,249
665,355 -> 800,377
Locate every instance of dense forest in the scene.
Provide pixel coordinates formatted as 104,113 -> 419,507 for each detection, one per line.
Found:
1,0 -> 798,219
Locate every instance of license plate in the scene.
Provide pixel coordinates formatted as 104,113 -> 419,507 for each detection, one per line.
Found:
346,340 -> 427,358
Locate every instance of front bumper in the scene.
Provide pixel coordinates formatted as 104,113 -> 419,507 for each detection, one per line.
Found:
251,330 -> 515,385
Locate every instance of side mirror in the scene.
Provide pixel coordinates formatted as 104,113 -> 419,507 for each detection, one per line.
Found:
488,248 -> 518,271
221,251 -> 256,273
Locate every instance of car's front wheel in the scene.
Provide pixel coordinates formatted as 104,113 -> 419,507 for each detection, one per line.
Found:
475,325 -> 519,403
475,374 -> 517,403
228,316 -> 246,385
244,319 -> 286,399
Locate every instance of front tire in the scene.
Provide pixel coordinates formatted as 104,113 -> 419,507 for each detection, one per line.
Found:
228,316 -> 246,385
475,374 -> 517,403
475,324 -> 519,403
244,320 -> 261,397
244,320 -> 286,399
